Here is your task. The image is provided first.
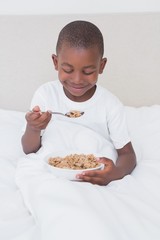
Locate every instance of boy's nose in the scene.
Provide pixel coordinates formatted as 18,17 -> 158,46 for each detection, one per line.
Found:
73,72 -> 83,83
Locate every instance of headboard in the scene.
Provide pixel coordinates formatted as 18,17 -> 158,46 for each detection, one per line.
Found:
0,13 -> 160,111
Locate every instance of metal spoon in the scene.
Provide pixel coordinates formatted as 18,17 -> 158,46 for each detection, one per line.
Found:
30,110 -> 84,118
50,110 -> 84,118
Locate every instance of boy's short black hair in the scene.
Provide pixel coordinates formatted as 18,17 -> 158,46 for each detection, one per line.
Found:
56,20 -> 104,57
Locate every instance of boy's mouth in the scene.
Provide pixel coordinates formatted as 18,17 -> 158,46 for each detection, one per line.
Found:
68,85 -> 87,95
66,83 -> 86,93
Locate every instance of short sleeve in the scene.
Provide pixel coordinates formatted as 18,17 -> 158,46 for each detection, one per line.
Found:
107,101 -> 130,149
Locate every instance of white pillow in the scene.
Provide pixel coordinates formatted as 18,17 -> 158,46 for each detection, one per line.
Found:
125,105 -> 160,162
0,109 -> 25,159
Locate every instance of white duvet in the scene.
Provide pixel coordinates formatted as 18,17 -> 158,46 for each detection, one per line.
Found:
0,106 -> 160,240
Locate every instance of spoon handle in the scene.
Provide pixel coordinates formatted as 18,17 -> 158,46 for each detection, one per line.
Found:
29,110 -> 65,116
50,111 -> 65,116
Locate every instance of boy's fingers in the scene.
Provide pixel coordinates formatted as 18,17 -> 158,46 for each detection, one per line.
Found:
30,105 -> 41,113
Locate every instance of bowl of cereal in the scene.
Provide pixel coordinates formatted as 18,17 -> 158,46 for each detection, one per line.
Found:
44,151 -> 104,181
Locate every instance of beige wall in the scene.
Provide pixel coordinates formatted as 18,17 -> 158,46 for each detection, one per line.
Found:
1,0 -> 160,14
0,13 -> 160,111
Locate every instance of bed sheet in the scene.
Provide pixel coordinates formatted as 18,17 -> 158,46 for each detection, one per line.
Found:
0,106 -> 160,240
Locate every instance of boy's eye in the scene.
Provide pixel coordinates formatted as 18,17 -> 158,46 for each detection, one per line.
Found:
62,68 -> 73,74
83,71 -> 95,75
62,68 -> 95,75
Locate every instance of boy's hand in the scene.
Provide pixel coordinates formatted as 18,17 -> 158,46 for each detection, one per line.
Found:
76,157 -> 119,186
26,106 -> 52,131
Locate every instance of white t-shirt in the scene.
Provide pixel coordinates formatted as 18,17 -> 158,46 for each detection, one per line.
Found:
30,80 -> 130,152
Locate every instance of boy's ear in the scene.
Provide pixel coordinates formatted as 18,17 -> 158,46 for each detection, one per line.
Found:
52,54 -> 58,70
99,57 -> 107,74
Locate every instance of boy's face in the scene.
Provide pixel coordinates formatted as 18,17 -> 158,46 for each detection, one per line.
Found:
52,44 -> 107,102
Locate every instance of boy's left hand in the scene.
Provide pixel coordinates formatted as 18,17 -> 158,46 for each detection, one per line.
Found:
76,157 -> 119,186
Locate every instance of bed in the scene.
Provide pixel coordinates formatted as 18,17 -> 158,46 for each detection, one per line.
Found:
0,13 -> 160,240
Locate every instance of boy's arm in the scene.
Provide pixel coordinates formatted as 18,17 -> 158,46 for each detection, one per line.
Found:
114,142 -> 136,179
21,125 -> 41,154
21,108 -> 52,154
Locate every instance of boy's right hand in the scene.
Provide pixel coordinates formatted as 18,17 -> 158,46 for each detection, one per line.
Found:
25,106 -> 52,131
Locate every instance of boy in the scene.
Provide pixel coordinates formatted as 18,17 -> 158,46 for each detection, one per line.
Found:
22,20 -> 136,186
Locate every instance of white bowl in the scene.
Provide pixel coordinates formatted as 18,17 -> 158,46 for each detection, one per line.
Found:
44,151 -> 104,181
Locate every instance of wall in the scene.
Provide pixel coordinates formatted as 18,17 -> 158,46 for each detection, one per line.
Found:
0,1 -> 160,110
0,0 -> 160,14
1,13 -> 160,110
